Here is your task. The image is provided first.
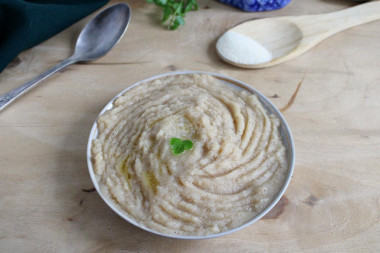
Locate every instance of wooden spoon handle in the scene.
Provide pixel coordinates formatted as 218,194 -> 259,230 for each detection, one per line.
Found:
297,1 -> 380,38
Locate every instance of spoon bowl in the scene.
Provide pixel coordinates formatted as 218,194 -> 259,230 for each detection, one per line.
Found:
217,1 -> 380,68
0,3 -> 131,112
242,19 -> 302,60
74,4 -> 131,61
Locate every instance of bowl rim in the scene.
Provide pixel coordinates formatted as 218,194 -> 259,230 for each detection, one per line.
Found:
86,70 -> 295,240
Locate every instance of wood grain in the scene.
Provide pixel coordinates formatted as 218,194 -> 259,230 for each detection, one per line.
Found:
0,0 -> 379,252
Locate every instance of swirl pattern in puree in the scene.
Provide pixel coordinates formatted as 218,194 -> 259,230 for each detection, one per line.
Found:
92,74 -> 287,236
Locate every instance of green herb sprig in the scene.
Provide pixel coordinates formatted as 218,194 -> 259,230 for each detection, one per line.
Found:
170,138 -> 193,155
146,0 -> 198,30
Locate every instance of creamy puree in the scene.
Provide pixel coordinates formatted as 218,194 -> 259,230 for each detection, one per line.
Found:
92,74 -> 287,236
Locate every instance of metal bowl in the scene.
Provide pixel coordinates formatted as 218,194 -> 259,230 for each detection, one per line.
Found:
87,71 -> 295,239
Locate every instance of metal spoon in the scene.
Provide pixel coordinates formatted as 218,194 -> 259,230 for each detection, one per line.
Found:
0,3 -> 131,112
216,1 -> 380,68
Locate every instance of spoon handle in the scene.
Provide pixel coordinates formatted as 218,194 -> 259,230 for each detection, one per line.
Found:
300,1 -> 380,37
0,57 -> 76,112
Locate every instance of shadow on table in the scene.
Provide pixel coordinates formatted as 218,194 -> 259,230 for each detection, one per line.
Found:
319,0 -> 357,6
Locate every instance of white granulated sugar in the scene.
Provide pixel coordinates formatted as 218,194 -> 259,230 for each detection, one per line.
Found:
217,31 -> 273,65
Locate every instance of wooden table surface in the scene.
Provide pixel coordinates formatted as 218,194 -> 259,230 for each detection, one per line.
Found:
1,0 -> 379,252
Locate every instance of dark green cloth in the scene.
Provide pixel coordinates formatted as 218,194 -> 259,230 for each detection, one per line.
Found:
0,0 -> 109,73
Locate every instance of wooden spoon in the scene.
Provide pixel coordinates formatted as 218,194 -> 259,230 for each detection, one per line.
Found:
216,1 -> 380,68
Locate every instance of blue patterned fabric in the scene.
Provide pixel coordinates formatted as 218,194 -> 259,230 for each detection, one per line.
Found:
219,0 -> 291,12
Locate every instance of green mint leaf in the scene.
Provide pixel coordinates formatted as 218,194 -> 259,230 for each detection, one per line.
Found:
170,138 -> 193,155
184,2 -> 193,12
175,1 -> 183,13
173,143 -> 185,155
194,4 -> 199,10
182,140 -> 193,150
146,0 -> 198,30
162,7 -> 172,22
170,20 -> 180,30
172,2 -> 180,11
157,0 -> 168,6
175,16 -> 185,26
170,138 -> 182,146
